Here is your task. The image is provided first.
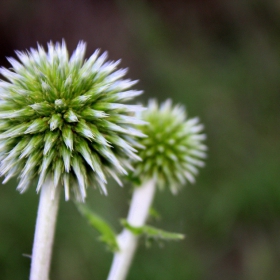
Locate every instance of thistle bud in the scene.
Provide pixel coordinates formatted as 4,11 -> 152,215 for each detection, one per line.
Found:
134,99 -> 207,193
0,41 -> 144,201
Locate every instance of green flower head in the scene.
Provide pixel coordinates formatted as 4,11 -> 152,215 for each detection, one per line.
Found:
134,99 -> 207,193
0,41 -> 145,201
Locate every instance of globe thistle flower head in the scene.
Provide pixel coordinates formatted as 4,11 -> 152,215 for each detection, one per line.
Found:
0,41 -> 145,201
134,99 -> 207,194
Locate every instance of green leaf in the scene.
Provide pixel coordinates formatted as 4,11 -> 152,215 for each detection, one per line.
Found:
148,207 -> 161,221
75,203 -> 119,252
121,219 -> 185,243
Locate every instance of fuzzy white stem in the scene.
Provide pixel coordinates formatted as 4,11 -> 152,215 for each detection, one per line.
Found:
107,179 -> 156,280
29,179 -> 60,280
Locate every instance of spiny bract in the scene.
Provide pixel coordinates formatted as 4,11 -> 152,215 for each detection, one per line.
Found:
134,99 -> 207,193
0,41 -> 145,201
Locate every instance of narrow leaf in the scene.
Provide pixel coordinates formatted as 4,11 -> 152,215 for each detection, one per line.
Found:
121,220 -> 185,242
76,203 -> 119,252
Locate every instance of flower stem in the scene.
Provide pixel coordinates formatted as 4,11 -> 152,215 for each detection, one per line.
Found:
29,179 -> 61,280
107,179 -> 156,280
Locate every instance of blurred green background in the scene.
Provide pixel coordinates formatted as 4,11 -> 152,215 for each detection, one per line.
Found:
0,0 -> 280,279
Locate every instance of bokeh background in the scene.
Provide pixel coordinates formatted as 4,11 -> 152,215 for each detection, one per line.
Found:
0,0 -> 280,279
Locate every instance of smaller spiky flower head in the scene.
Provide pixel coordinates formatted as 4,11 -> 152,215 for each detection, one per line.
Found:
133,99 -> 207,194
0,41 -> 145,201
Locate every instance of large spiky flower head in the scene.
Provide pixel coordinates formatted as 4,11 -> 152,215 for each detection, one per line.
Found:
133,99 -> 207,193
0,41 -> 145,201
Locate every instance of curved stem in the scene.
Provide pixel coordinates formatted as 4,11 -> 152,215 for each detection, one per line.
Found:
107,179 -> 156,280
30,179 -> 61,280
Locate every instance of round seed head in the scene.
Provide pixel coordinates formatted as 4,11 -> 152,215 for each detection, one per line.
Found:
134,99 -> 207,194
0,41 -> 144,201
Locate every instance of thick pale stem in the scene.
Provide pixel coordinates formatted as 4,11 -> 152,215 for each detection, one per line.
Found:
29,179 -> 60,280
107,179 -> 156,280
